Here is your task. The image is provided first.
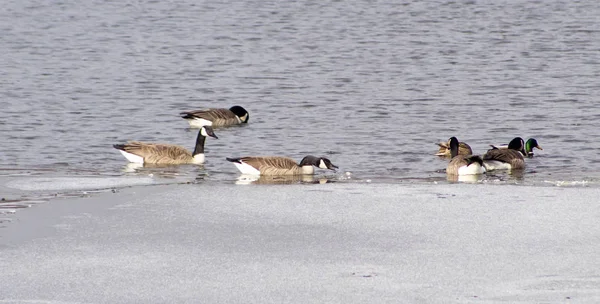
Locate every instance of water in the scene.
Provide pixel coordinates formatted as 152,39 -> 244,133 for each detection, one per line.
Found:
2,0 -> 600,190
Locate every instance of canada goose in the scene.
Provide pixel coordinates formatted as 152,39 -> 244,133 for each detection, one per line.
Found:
483,137 -> 526,171
435,139 -> 473,157
445,137 -> 486,176
489,138 -> 543,156
225,155 -> 338,175
113,126 -> 218,165
180,106 -> 249,128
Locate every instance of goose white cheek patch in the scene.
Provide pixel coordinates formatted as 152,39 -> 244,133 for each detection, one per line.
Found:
319,159 -> 328,169
200,127 -> 208,137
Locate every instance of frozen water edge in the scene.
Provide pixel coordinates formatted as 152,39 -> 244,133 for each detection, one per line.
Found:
0,182 -> 599,303
5,176 -> 157,192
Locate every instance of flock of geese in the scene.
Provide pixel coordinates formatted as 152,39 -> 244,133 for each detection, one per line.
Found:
113,106 -> 339,176
436,136 -> 543,177
113,105 -> 543,180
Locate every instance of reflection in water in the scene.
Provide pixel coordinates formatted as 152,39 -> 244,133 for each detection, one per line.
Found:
446,174 -> 485,183
121,163 -> 198,179
486,169 -> 525,182
447,169 -> 525,183
235,174 -> 330,185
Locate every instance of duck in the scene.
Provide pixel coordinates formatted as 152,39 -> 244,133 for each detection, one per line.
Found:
225,155 -> 338,175
483,137 -> 526,171
524,138 -> 543,156
489,138 -> 543,157
435,139 -> 473,157
445,137 -> 486,176
180,105 -> 249,128
113,126 -> 218,165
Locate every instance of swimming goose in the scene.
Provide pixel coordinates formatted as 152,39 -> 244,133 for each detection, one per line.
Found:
226,155 -> 338,175
180,106 -> 249,128
113,126 -> 218,165
483,137 -> 526,171
435,139 -> 473,157
490,138 -> 543,157
445,137 -> 486,176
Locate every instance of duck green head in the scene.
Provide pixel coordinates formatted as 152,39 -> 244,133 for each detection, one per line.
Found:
525,138 -> 543,155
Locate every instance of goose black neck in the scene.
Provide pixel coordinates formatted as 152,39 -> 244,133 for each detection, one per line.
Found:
299,155 -> 319,166
449,137 -> 459,158
192,132 -> 206,156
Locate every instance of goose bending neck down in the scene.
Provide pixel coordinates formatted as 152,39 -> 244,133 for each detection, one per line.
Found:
226,155 -> 338,176
180,106 -> 249,128
113,126 -> 218,165
446,137 -> 486,176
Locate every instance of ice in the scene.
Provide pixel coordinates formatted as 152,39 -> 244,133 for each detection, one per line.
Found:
0,183 -> 599,303
5,177 -> 157,192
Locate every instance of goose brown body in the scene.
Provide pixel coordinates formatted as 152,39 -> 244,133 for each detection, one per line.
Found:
445,137 -> 485,176
483,137 -> 526,170
226,155 -> 338,176
113,126 -> 218,165
114,142 -> 196,165
483,149 -> 525,169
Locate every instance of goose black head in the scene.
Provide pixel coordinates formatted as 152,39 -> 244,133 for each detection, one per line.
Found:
229,106 -> 249,123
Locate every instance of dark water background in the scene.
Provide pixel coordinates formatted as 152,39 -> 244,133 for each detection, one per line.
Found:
2,0 -> 600,188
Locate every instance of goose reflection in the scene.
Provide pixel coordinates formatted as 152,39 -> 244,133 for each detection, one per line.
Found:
235,174 -> 330,185
446,174 -> 485,183
122,163 -> 191,179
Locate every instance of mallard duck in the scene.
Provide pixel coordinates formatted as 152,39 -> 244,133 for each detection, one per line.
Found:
435,139 -> 473,157
226,155 -> 338,175
445,137 -> 486,176
180,105 -> 249,128
483,137 -> 526,171
113,126 -> 218,165
524,138 -> 543,156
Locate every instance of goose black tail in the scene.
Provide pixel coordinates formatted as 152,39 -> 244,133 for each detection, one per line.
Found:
226,157 -> 242,164
180,112 -> 195,119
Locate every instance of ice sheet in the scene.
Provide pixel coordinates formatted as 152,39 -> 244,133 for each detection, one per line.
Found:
0,183 -> 598,303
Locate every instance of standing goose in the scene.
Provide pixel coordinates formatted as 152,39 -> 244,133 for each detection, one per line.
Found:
489,138 -> 543,157
446,137 -> 486,176
435,139 -> 473,157
483,137 -> 526,171
180,105 -> 249,128
113,126 -> 218,165
226,155 -> 338,176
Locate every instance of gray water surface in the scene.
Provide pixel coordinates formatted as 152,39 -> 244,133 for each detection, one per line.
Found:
1,0 -> 600,187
